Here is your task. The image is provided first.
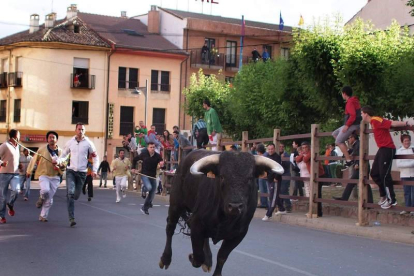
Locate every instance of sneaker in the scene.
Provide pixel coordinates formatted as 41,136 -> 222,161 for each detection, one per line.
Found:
116,199 -> 121,203
39,216 -> 48,222
262,215 -> 271,221
122,189 -> 126,198
0,217 -> 6,224
104,185 -> 107,188
70,218 -> 76,227
341,160 -> 355,171
24,197 -> 28,201
275,211 -> 287,215
391,199 -> 398,206
88,197 -> 91,202
140,208 -> 149,215
36,197 -> 44,208
381,200 -> 392,209
7,203 -> 15,217
400,210 -> 408,215
378,198 -> 388,206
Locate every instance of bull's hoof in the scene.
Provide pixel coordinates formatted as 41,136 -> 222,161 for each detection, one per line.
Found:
159,259 -> 169,270
202,264 -> 212,273
188,254 -> 202,268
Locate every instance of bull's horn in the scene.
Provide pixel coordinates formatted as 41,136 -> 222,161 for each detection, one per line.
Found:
190,154 -> 220,175
254,155 -> 284,175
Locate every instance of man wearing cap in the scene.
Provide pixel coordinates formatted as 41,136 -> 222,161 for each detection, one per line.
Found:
0,129 -> 21,224
56,123 -> 99,227
27,131 -> 65,222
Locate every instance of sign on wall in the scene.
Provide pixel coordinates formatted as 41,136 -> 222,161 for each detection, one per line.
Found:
108,103 -> 114,139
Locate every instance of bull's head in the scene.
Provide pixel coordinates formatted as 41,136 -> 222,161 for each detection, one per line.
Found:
190,152 -> 284,217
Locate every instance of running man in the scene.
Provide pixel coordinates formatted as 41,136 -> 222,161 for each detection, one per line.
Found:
57,123 -> 99,227
0,129 -> 21,224
111,149 -> 131,203
28,131 -> 65,222
19,148 -> 33,201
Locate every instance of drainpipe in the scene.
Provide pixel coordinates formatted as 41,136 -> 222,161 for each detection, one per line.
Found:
6,49 -> 12,135
179,54 -> 189,129
104,45 -> 116,155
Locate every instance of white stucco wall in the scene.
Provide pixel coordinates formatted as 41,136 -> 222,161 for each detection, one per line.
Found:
159,10 -> 187,49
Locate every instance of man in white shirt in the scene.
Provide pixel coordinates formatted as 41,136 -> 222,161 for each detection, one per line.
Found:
19,148 -> 33,201
0,129 -> 21,224
57,123 -> 99,227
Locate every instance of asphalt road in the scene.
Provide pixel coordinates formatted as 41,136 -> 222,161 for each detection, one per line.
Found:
0,187 -> 413,276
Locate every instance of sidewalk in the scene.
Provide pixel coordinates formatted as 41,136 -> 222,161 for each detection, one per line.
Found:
253,208 -> 414,245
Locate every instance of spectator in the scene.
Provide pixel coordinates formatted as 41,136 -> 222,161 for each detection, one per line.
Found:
173,130 -> 192,161
262,48 -> 270,62
256,144 -> 268,208
262,143 -> 285,221
250,143 -> 258,155
82,153 -> 94,202
145,131 -> 161,154
127,133 -> 137,160
396,134 -> 414,215
332,86 -> 362,170
162,130 -> 174,170
203,98 -> 223,150
229,145 -> 238,151
193,119 -> 209,149
18,148 -> 32,201
136,133 -> 147,154
173,125 -> 180,133
324,144 -> 332,166
201,42 -> 209,64
73,72 -> 82,87
333,133 -> 373,203
290,141 -> 304,199
98,155 -> 111,188
135,121 -> 148,136
361,105 -> 411,209
209,132 -> 218,151
122,135 -> 131,152
209,44 -> 218,65
295,141 -> 311,197
251,48 -> 261,62
148,125 -> 156,137
278,143 -> 292,212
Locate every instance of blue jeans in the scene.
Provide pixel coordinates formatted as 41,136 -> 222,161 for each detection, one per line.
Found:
141,176 -> 157,211
258,178 -> 268,207
0,173 -> 20,218
19,175 -> 31,198
402,177 -> 414,207
66,170 -> 86,220
99,172 -> 108,187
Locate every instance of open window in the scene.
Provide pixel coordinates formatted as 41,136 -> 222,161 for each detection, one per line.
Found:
71,58 -> 95,89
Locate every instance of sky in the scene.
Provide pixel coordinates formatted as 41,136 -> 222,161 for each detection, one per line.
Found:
0,0 -> 368,39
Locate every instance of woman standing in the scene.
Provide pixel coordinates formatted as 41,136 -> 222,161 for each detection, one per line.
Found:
396,134 -> 414,215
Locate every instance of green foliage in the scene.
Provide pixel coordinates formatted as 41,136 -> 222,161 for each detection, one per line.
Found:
408,0 -> 414,16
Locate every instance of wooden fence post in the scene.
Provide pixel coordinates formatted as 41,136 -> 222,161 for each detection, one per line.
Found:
273,129 -> 280,150
357,121 -> 369,226
308,124 -> 320,218
242,131 -> 249,152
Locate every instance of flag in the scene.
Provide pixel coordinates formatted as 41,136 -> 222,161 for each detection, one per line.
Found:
298,15 -> 304,26
279,11 -> 284,30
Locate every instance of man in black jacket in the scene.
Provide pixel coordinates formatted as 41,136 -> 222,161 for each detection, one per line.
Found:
132,142 -> 164,215
98,156 -> 111,188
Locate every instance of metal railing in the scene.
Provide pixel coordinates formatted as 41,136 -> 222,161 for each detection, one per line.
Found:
70,74 -> 96,89
0,72 -> 7,88
224,55 -> 252,70
150,83 -> 170,92
118,80 -> 139,90
8,72 -> 23,87
190,49 -> 225,68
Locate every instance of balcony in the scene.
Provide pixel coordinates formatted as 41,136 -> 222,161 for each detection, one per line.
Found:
224,55 -> 252,72
0,72 -> 7,89
190,49 -> 224,70
8,72 -> 23,87
70,73 -> 95,89
151,83 -> 171,92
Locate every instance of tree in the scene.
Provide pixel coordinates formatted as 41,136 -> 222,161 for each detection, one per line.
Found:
407,0 -> 414,16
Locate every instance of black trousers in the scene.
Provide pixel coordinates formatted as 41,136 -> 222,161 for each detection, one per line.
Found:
266,181 -> 285,217
83,175 -> 93,198
196,128 -> 209,149
341,168 -> 373,203
370,147 -> 395,201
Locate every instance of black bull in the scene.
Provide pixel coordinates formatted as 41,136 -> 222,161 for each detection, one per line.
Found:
159,150 -> 284,276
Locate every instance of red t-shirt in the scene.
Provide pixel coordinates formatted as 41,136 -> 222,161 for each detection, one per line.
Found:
370,117 -> 395,149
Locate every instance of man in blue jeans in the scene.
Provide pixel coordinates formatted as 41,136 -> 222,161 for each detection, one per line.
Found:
132,142 -> 164,215
19,148 -> 33,201
57,123 -> 99,227
0,129 -> 21,224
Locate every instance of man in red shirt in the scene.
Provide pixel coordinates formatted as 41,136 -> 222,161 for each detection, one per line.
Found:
332,86 -> 362,170
361,106 -> 411,209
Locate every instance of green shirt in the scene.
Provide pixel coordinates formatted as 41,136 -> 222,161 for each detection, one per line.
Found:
204,107 -> 223,135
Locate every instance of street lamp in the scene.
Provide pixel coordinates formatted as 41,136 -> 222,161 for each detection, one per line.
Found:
131,79 -> 148,126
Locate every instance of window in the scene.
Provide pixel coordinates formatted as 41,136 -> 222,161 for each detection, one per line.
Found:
120,106 -> 134,135
152,108 -> 166,134
151,70 -> 159,91
0,59 -> 8,88
0,100 -> 6,122
14,99 -> 21,123
225,77 -> 234,83
74,25 -> 80,33
72,58 -> 90,88
118,67 -> 139,89
160,71 -> 170,92
281,48 -> 290,60
204,38 -> 216,50
226,41 -> 237,67
151,70 -> 170,92
72,101 -> 89,124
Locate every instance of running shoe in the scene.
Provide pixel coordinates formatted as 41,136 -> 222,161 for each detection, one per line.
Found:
262,215 -> 271,221
381,200 -> 392,209
36,196 -> 44,208
391,199 -> 398,206
377,198 -> 387,206
39,216 -> 48,222
140,207 -> 149,215
122,189 -> 127,198
0,217 -> 6,224
7,203 -> 15,216
275,211 -> 287,215
70,218 -> 76,227
341,160 -> 355,171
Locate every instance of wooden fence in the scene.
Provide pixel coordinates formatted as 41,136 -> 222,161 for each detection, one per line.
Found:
161,121 -> 414,226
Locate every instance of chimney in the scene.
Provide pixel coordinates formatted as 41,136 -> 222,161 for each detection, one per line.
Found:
121,11 -> 127,18
148,5 -> 160,34
29,14 -> 39,33
67,4 -> 78,19
45,13 -> 55,29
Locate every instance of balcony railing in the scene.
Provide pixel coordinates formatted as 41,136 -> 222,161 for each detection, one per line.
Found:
118,80 -> 139,90
190,49 -> 224,69
8,72 -> 23,87
0,73 -> 7,88
151,83 -> 171,92
70,74 -> 96,89
224,55 -> 252,71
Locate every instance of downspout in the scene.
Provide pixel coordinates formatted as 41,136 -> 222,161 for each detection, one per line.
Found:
182,28 -> 190,129
104,45 -> 116,155
179,54 -> 189,129
6,49 -> 12,134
